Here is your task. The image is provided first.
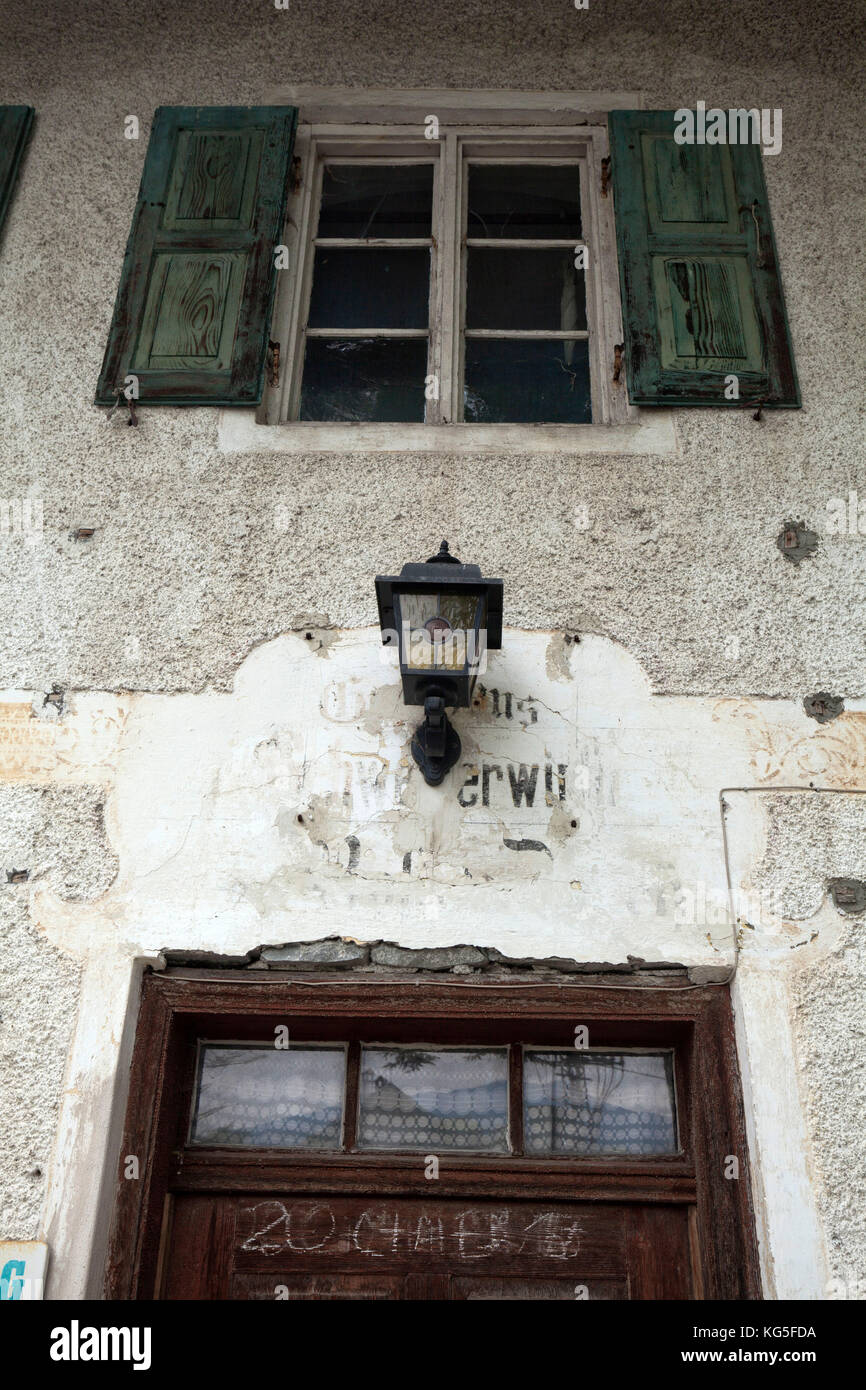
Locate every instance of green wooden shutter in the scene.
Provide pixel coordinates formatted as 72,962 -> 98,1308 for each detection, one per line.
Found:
609,110 -> 799,407
95,106 -> 298,406
0,106 -> 35,241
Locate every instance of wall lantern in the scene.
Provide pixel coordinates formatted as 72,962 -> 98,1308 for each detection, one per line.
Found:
375,541 -> 504,786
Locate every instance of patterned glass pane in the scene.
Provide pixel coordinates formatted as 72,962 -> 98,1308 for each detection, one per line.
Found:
524,1052 -> 677,1155
358,1048 -> 509,1151
191,1045 -> 345,1149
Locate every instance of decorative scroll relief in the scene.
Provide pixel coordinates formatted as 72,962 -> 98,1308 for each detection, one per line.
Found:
0,697 -> 126,784
717,701 -> 866,788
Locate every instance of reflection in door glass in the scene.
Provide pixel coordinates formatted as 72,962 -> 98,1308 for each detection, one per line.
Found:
191,1044 -> 345,1149
524,1052 -> 677,1155
358,1048 -> 509,1151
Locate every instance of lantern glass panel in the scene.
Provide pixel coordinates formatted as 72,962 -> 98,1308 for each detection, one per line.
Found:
397,591 -> 485,673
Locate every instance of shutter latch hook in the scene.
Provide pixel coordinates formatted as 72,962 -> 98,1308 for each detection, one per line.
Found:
739,201 -> 768,268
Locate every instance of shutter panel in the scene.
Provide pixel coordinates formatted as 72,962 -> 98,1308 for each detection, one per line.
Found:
95,106 -> 298,406
0,106 -> 35,240
609,110 -> 799,407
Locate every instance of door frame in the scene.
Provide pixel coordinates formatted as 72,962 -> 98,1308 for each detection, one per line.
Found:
104,969 -> 762,1299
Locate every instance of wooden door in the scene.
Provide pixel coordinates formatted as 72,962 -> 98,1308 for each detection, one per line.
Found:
106,975 -> 762,1301
161,1193 -> 696,1300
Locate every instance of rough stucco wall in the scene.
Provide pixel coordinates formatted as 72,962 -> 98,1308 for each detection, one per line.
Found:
0,0 -> 864,1292
0,786 -> 116,1237
0,0 -> 863,695
792,925 -> 866,1293
754,794 -> 866,1292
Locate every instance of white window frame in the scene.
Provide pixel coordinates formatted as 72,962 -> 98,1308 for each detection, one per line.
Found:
218,91 -> 677,456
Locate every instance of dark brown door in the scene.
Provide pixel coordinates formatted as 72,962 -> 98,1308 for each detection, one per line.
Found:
106,975 -> 762,1301
161,1194 -> 696,1300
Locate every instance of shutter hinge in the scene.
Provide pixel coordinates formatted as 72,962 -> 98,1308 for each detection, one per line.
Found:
106,385 -> 138,427
267,340 -> 280,388
601,156 -> 611,197
289,156 -> 302,193
612,343 -> 624,383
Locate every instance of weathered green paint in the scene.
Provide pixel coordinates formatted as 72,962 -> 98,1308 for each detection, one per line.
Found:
0,106 -> 35,244
95,106 -> 298,406
609,111 -> 800,407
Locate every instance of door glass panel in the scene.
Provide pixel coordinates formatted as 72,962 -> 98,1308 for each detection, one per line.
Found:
523,1052 -> 677,1155
318,164 -> 434,238
467,164 -> 581,239
358,1047 -> 509,1151
190,1044 -> 345,1149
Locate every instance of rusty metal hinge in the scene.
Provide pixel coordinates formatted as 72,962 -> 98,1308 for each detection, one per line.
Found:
106,385 -> 138,427
612,342 -> 624,383
601,156 -> 611,197
289,156 -> 302,193
267,340 -> 280,388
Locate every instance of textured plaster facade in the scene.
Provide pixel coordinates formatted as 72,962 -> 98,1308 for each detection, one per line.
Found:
0,0 -> 864,1300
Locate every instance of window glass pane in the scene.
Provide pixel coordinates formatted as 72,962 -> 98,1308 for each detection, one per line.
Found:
466,248 -> 586,331
307,248 -> 430,329
318,164 -> 434,238
524,1052 -> 677,1155
463,339 -> 590,423
467,164 -> 581,239
358,1048 -> 509,1151
300,337 -> 428,422
191,1045 -> 345,1149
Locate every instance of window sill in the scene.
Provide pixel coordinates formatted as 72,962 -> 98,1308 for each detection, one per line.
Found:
217,412 -> 679,456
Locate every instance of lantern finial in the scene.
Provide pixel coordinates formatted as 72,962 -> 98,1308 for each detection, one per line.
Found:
427,539 -> 460,565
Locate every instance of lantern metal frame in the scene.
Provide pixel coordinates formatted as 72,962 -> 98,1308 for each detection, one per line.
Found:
375,542 -> 504,786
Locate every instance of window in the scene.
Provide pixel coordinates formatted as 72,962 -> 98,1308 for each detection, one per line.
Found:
95,95 -> 796,443
267,98 -> 633,437
285,147 -> 596,425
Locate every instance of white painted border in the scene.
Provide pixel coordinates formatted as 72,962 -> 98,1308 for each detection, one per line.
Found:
264,87 -> 644,125
218,410 -> 678,454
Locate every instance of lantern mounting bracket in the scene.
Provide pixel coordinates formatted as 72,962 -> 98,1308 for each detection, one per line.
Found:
411,691 -> 462,786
